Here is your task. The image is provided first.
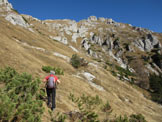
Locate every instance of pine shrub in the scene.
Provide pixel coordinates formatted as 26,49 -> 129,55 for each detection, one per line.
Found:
0,67 -> 44,122
69,93 -> 102,122
42,66 -> 64,75
149,74 -> 162,104
70,54 -> 81,68
70,54 -> 88,68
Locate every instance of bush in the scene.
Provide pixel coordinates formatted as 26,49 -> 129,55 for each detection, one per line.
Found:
70,54 -> 88,68
114,115 -> 129,122
101,101 -> 112,122
149,74 -> 162,104
0,67 -> 44,122
70,54 -> 81,68
68,94 -> 147,122
42,66 -> 64,75
49,111 -> 67,122
114,114 -> 147,122
115,65 -> 134,77
129,114 -> 147,122
0,67 -> 18,83
69,93 -> 102,121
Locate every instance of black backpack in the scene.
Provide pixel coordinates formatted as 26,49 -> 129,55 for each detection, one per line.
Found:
47,76 -> 56,89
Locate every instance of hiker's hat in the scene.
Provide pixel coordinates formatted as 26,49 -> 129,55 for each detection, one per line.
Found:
50,70 -> 55,75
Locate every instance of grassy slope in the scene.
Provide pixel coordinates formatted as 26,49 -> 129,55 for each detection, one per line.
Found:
0,16 -> 162,122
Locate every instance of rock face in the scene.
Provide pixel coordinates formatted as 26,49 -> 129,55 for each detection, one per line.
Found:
134,34 -> 161,51
5,13 -> 29,28
0,0 -> 13,12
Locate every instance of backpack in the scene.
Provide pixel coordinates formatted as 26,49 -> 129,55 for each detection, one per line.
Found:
47,76 -> 56,89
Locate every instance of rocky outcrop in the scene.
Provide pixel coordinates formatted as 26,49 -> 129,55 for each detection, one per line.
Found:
49,36 -> 68,45
5,13 -> 34,32
134,34 -> 161,51
5,13 -> 29,28
0,0 -> 13,12
82,72 -> 105,91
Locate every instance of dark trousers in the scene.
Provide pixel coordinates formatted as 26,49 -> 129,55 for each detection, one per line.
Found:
46,88 -> 56,109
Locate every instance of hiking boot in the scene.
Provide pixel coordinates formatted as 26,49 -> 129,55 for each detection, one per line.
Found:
51,107 -> 55,111
47,103 -> 52,108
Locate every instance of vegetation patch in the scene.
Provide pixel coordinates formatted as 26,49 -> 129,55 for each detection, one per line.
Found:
149,74 -> 162,104
0,67 -> 44,122
42,66 -> 64,75
50,93 -> 147,122
70,54 -> 88,68
106,62 -> 135,81
115,65 -> 134,78
114,114 -> 146,122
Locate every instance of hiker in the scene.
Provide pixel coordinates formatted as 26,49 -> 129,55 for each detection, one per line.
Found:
43,70 -> 61,111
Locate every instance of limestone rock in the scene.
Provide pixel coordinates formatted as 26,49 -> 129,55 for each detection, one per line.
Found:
69,46 -> 79,53
81,38 -> 90,51
5,13 -> 29,28
107,18 -> 114,24
72,33 -> 79,42
88,16 -> 97,22
98,17 -> 106,22
50,36 -> 68,45
0,0 -> 13,12
134,34 -> 161,51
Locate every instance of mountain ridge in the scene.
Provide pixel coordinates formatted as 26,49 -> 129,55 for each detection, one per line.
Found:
0,1 -> 162,122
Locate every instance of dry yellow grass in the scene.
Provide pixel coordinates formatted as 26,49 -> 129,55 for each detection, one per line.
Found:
0,16 -> 162,122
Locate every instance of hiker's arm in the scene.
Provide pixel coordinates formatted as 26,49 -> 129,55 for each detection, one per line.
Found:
43,78 -> 47,83
57,79 -> 61,84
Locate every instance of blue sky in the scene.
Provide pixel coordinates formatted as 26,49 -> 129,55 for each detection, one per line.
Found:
8,0 -> 162,33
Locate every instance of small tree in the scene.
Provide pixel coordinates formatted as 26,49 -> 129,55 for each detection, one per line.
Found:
70,54 -> 88,68
70,54 -> 81,68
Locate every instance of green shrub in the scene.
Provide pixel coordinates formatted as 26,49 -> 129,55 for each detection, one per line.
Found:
101,101 -> 112,122
114,114 -> 147,122
69,93 -> 102,121
0,67 -> 18,83
42,66 -> 53,73
70,54 -> 88,68
68,93 -> 147,122
49,111 -> 67,122
0,94 -> 15,121
0,67 -> 44,122
70,54 -> 81,68
115,115 -> 129,122
129,114 -> 147,122
42,66 -> 64,75
149,74 -> 162,104
115,65 -> 134,77
101,101 -> 112,113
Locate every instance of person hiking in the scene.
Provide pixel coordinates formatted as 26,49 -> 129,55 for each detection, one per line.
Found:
43,70 -> 61,111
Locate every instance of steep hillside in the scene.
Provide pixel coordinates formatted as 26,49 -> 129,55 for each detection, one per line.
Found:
0,1 -> 162,122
